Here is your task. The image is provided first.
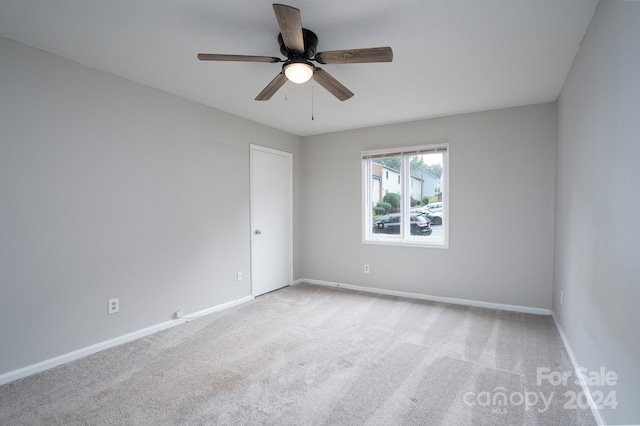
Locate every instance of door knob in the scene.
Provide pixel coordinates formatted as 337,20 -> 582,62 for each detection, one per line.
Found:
254,229 -> 262,235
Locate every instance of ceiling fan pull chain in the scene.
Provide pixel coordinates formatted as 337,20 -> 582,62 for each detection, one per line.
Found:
311,78 -> 315,121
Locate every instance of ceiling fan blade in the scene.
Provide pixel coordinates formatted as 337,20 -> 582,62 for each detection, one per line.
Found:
255,72 -> 288,101
273,4 -> 304,52
315,47 -> 393,64
313,68 -> 354,101
198,54 -> 281,63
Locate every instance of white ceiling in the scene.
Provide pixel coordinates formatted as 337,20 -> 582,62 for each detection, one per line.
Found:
0,0 -> 599,136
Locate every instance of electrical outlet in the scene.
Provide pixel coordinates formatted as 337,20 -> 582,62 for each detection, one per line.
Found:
364,264 -> 370,274
108,298 -> 119,314
237,271 -> 243,281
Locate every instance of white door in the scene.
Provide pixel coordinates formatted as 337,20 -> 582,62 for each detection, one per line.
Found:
250,145 -> 292,296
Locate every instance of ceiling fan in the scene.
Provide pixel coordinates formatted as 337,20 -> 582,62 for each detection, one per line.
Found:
198,3 -> 393,101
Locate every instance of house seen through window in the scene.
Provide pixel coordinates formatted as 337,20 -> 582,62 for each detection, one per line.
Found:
362,143 -> 448,247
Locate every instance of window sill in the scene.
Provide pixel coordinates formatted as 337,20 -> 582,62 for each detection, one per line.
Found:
362,238 -> 448,249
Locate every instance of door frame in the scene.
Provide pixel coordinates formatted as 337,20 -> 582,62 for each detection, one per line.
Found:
249,144 -> 293,296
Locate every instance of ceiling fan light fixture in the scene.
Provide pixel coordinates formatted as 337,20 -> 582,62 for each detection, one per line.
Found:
283,61 -> 314,84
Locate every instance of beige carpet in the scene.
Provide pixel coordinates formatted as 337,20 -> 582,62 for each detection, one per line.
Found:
0,283 -> 596,425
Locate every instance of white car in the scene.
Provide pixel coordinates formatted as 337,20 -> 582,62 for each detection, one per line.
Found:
426,202 -> 443,212
410,207 -> 442,225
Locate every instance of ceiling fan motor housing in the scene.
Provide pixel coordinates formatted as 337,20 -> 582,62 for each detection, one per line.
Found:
278,28 -> 318,59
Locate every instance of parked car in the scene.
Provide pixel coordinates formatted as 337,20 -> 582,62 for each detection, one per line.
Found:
410,208 -> 442,225
426,202 -> 443,213
372,213 -> 432,235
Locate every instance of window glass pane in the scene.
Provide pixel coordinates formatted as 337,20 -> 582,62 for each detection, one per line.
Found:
407,152 -> 444,242
370,157 -> 402,236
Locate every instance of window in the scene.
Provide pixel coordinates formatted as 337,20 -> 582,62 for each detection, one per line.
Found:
362,143 -> 448,248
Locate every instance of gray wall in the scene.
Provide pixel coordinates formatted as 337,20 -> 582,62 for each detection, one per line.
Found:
4,5 -> 639,421
302,103 -> 557,309
554,1 -> 640,424
0,38 -> 303,374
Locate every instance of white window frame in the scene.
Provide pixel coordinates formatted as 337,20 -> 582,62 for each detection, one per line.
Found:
362,143 -> 449,249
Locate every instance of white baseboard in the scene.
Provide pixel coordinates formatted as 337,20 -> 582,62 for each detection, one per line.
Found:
0,294 -> 254,386
295,278 -> 552,316
552,313 -> 606,426
183,295 -> 253,320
